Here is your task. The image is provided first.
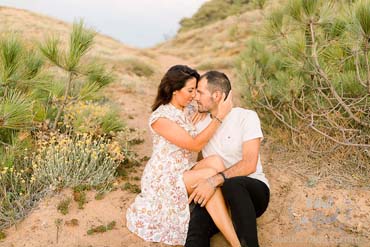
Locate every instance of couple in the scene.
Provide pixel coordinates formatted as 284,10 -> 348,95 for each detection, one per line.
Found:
126,65 -> 270,247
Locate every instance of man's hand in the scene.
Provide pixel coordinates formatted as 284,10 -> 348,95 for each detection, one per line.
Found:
188,178 -> 216,207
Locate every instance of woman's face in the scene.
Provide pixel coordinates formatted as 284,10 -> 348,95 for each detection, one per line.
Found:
172,77 -> 197,109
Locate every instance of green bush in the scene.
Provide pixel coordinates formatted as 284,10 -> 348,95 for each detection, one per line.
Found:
0,20 -> 134,232
0,34 -> 46,147
237,0 -> 370,179
63,101 -> 124,135
39,20 -> 114,129
32,132 -> 124,190
0,158 -> 46,229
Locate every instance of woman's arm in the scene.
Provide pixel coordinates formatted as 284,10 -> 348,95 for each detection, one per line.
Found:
152,117 -> 221,152
152,92 -> 233,152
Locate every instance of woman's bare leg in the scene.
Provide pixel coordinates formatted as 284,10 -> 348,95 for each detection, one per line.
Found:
184,156 -> 240,247
191,155 -> 225,172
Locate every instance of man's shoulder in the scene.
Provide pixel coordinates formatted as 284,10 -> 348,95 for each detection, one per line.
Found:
229,107 -> 259,119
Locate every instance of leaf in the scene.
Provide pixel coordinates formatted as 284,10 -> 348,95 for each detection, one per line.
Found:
0,34 -> 23,84
355,0 -> 370,38
0,90 -> 33,130
85,63 -> 114,88
39,36 -> 61,67
65,20 -> 95,71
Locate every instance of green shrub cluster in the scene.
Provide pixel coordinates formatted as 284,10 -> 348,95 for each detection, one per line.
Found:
32,131 -> 124,190
237,0 -> 370,178
0,20 -> 137,230
179,0 -> 252,33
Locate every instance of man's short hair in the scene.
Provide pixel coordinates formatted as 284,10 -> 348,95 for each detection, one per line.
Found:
200,71 -> 231,97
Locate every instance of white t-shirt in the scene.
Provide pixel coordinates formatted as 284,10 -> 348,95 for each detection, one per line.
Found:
196,107 -> 269,188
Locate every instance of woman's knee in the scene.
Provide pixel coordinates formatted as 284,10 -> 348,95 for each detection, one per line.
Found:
203,167 -> 218,178
207,155 -> 225,173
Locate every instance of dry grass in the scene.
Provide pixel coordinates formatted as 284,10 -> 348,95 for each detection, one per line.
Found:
154,9 -> 264,62
115,57 -> 155,77
195,57 -> 235,70
261,128 -> 370,188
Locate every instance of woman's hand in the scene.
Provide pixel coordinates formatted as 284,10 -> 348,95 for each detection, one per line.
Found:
216,90 -> 233,120
188,178 -> 217,207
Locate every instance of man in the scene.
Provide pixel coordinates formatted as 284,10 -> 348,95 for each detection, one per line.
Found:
185,71 -> 270,247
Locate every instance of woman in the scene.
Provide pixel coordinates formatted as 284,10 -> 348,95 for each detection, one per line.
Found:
126,65 -> 240,247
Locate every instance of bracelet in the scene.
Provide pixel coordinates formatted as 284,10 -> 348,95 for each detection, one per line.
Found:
218,172 -> 227,183
206,177 -> 217,190
213,116 -> 223,124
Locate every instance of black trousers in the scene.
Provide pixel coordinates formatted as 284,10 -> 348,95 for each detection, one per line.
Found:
185,176 -> 270,247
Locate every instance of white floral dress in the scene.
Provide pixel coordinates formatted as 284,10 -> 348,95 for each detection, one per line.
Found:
126,104 -> 197,245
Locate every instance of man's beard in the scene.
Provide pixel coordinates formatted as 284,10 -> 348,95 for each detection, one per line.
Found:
198,109 -> 209,113
197,100 -> 214,113
196,104 -> 209,113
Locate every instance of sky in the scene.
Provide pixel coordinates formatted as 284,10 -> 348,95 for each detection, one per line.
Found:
0,0 -> 208,48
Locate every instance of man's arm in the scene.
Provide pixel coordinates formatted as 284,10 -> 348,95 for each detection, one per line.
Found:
188,137 -> 261,207
212,138 -> 261,186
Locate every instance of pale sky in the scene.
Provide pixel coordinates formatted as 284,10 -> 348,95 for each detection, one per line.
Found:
0,0 -> 208,47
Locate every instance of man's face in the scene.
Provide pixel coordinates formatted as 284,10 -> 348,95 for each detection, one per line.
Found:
195,78 -> 217,113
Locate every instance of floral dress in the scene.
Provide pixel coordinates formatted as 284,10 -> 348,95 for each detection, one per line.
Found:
126,103 -> 197,245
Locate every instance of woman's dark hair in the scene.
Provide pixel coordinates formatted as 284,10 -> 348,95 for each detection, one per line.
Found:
152,65 -> 200,111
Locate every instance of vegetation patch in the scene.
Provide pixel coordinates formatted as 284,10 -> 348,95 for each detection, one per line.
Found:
122,182 -> 141,194
118,57 -> 154,77
32,132 -> 124,190
64,102 -> 124,135
94,192 -> 105,200
237,0 -> 370,183
57,198 -> 71,215
0,231 -> 6,240
87,221 -> 116,235
73,186 -> 88,209
65,218 -> 79,227
196,57 -> 234,71
179,0 -> 253,32
0,20 -> 136,230
54,218 -> 63,243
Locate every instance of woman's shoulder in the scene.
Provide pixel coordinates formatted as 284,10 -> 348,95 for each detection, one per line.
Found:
150,104 -> 179,122
152,104 -> 172,116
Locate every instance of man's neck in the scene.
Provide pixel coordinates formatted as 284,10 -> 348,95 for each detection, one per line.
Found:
210,109 -> 218,118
